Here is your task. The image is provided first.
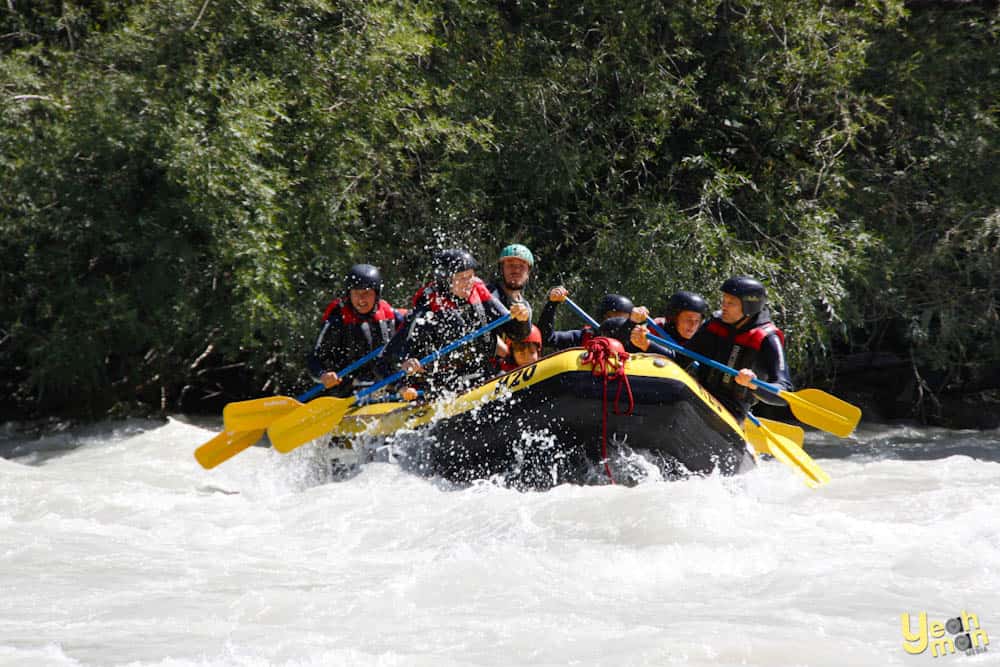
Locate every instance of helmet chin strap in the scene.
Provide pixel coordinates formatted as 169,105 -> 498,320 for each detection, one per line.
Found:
734,310 -> 760,328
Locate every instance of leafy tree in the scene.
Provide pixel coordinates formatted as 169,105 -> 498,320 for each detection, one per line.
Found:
2,0 -> 997,422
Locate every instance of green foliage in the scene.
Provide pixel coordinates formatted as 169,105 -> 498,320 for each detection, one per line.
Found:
1,0 -> 997,418
844,3 -> 1000,371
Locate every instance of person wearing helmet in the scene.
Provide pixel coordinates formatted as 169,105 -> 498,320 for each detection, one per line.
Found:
488,243 -> 534,307
629,290 -> 709,355
662,290 -> 709,342
307,263 -> 407,396
497,325 -> 544,372
484,243 -> 536,361
685,276 -> 793,421
377,248 -> 530,393
538,288 -> 650,350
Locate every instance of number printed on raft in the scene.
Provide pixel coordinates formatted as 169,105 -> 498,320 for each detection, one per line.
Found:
493,364 -> 537,395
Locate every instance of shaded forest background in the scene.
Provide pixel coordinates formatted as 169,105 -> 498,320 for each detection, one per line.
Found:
2,0 -> 998,426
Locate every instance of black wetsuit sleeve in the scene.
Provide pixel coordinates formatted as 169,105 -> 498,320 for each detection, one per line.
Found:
750,334 -> 793,406
644,340 -> 675,358
684,328 -> 716,377
549,328 -> 583,350
306,312 -> 348,382
538,300 -> 559,344
595,317 -> 672,357
306,323 -> 328,381
375,310 -> 419,379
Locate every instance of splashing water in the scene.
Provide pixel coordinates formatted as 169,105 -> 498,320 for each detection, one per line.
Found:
1,418 -> 999,666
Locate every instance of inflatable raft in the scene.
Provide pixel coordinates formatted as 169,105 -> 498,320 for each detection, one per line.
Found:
328,342 -> 756,488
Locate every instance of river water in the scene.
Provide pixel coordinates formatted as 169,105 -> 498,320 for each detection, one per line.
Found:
1,418 -> 998,666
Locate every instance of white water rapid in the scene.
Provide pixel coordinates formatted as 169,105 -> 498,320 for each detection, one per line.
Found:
2,419 -> 998,666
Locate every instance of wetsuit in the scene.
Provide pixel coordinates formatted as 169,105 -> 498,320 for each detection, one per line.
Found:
484,280 -> 534,371
685,308 -> 792,421
307,298 -> 406,396
378,279 -> 527,393
536,300 -> 592,349
537,300 -> 650,351
596,316 -> 672,355
484,281 -> 534,338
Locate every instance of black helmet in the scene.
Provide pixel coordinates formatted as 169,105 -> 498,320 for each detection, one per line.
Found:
597,293 -> 634,320
665,290 -> 709,320
721,276 -> 766,316
432,248 -> 480,278
343,263 -> 383,297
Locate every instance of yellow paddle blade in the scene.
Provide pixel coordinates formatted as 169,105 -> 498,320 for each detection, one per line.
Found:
194,429 -> 265,470
745,420 -> 830,488
743,420 -> 774,456
755,417 -> 805,447
223,396 -> 303,431
781,388 -> 861,438
267,396 -> 354,453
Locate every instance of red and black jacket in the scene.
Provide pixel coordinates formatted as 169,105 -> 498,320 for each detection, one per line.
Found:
307,298 -> 405,389
686,309 -> 792,420
377,278 -> 525,389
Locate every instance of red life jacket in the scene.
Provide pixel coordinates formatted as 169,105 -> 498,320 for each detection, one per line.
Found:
410,278 -> 493,312
322,298 -> 397,325
705,319 -> 785,350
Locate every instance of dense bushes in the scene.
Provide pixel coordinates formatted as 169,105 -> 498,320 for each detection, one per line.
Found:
1,1 -> 998,419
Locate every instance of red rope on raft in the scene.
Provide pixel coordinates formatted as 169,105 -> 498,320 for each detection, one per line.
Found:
581,337 -> 635,484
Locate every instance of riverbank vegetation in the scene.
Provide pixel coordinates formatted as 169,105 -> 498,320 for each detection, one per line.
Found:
2,1 -> 998,425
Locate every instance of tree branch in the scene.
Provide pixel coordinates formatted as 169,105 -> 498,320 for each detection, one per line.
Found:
190,0 -> 211,31
11,94 -> 71,109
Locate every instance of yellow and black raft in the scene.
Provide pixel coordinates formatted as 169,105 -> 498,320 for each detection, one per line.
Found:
327,344 -> 757,488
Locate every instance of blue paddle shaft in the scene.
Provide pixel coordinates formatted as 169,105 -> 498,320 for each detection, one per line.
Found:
645,332 -> 782,396
296,344 -> 386,402
564,295 -> 782,402
644,318 -> 677,345
563,297 -> 600,329
565,298 -> 683,350
357,390 -> 424,406
354,313 -> 513,401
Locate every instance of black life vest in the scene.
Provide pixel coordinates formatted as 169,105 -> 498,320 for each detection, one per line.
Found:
703,318 -> 785,390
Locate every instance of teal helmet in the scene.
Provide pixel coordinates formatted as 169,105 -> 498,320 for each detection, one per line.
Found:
498,243 -> 534,268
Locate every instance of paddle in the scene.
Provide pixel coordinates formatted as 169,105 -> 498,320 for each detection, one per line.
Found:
565,296 -> 829,485
755,416 -> 805,448
267,313 -> 514,454
642,329 -> 860,438
194,428 -> 267,470
563,297 -> 601,329
198,345 -> 385,469
745,413 -> 830,487
223,345 -> 384,432
356,390 -> 424,406
193,388 -> 423,470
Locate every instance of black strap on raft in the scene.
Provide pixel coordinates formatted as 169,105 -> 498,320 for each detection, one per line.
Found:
581,337 -> 635,484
